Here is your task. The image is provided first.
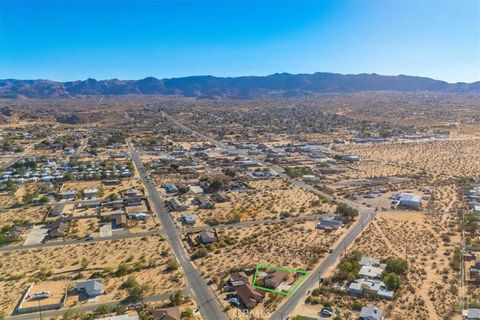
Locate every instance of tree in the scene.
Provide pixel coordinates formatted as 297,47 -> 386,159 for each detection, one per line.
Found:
385,258 -> 408,275
6,178 -> 15,192
120,276 -> 149,301
94,305 -> 112,316
165,258 -> 179,272
80,257 -> 89,270
169,291 -> 184,306
181,308 -> 194,319
223,168 -> 236,177
383,272 -> 401,290
208,178 -> 224,192
62,310 -> 76,320
336,203 -> 358,220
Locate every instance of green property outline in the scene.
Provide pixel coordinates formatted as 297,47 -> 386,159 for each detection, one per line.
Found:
252,264 -> 308,296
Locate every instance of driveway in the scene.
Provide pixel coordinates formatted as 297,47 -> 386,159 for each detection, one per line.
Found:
99,223 -> 112,237
24,225 -> 48,245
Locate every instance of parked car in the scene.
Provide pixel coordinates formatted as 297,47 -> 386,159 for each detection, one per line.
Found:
320,307 -> 333,317
32,291 -> 51,299
229,298 -> 240,307
223,285 -> 235,292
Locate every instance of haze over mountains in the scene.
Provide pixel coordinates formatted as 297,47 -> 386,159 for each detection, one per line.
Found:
0,72 -> 478,99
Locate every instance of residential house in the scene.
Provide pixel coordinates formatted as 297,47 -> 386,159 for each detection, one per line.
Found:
169,198 -> 187,211
110,212 -> 127,227
470,267 -> 480,283
263,269 -> 290,289
83,188 -> 98,198
359,307 -> 384,320
50,203 -> 67,216
235,283 -> 265,309
197,230 -> 218,244
316,218 -> 343,230
196,197 -> 213,209
78,200 -> 101,208
102,179 -> 120,185
48,219 -> 67,238
164,184 -> 178,194
104,199 -> 124,209
75,279 -> 103,297
149,306 -> 181,320
466,308 -> 480,320
189,185 -> 204,195
360,256 -> 381,267
125,197 -> 142,207
181,212 -> 196,225
128,213 -> 148,220
348,279 -> 393,300
358,266 -> 384,279
59,189 -> 76,200
124,189 -> 139,197
302,175 -> 321,184
230,272 -> 249,287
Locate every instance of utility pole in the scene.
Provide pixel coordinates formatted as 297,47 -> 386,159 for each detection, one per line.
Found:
38,301 -> 43,320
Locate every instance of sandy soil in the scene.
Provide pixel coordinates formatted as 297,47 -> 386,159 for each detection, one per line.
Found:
292,211 -> 461,320
0,235 -> 185,314
334,160 -> 418,180
192,179 -> 335,224
341,139 -> 480,179
61,179 -> 143,200
194,221 -> 340,279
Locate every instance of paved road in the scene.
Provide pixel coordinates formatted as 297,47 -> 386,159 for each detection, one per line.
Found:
128,143 -> 228,320
0,230 -> 159,253
6,290 -> 183,320
270,209 -> 374,320
162,112 -> 377,320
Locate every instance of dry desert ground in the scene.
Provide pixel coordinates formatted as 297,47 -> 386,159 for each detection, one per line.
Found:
294,211 -> 461,320
340,139 -> 480,179
194,220 -> 341,279
0,235 -> 184,314
194,179 -> 335,224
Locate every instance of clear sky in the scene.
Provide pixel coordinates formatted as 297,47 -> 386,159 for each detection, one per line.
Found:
0,0 -> 479,82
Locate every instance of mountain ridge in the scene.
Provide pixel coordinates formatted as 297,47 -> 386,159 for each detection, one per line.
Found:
0,72 -> 478,99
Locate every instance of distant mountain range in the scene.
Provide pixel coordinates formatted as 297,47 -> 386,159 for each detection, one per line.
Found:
0,72 -> 478,99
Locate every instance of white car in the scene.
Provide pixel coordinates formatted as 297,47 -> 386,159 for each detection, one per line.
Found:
32,291 -> 51,299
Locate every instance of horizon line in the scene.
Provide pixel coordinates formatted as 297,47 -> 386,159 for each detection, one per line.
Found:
1,71 -> 478,85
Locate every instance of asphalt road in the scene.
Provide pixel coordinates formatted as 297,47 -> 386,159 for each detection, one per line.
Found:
128,143 -> 228,320
162,113 -> 378,320
269,209 -> 374,320
6,290 -> 183,320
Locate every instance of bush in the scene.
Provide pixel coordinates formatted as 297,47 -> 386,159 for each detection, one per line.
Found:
165,258 -> 179,272
169,291 -> 184,306
336,203 -> 358,220
383,272 -> 401,290
191,248 -> 208,260
385,257 -> 408,275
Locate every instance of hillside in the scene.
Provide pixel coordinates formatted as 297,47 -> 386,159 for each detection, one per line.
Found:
0,72 -> 478,99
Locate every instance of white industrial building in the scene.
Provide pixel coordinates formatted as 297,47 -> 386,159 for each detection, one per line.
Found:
398,193 -> 421,209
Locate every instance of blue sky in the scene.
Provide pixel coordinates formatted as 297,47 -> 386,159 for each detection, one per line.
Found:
0,0 -> 478,82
